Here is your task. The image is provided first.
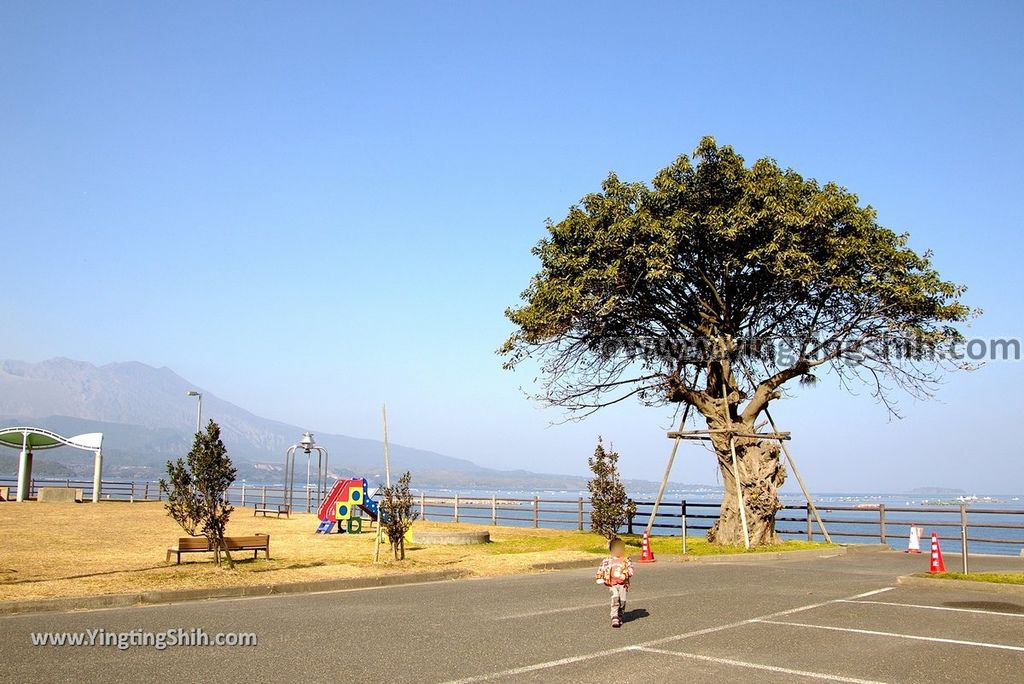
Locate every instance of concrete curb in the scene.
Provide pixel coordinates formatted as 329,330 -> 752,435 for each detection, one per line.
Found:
529,558 -> 602,571
0,545 -> 851,617
656,546 -> 847,564
414,530 -> 491,545
0,569 -> 466,617
897,574 -> 1024,596
532,546 -> 847,571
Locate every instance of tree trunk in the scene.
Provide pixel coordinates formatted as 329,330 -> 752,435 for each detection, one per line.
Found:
222,542 -> 235,569
707,434 -> 786,546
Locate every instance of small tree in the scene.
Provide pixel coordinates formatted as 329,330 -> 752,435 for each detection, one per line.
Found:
380,471 -> 418,560
587,438 -> 629,539
160,420 -> 237,568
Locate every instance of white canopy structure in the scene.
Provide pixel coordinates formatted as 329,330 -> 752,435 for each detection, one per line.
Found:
0,427 -> 104,502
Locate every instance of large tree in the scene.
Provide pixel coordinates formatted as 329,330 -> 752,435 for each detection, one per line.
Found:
501,137 -> 974,546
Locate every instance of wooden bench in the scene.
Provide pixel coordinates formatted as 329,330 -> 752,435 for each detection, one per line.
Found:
253,503 -> 289,518
166,533 -> 270,564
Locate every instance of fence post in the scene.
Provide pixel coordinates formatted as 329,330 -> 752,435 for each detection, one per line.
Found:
806,502 -> 813,542
454,494 -> 460,523
491,494 -> 497,525
420,492 -> 426,521
627,510 -> 634,535
533,496 -> 539,528
960,503 -> 969,574
681,500 -> 687,554
144,482 -> 149,501
878,504 -> 887,545
578,497 -> 584,531
241,484 -> 246,507
262,486 -> 267,508
130,481 -> 136,502
306,487 -> 311,513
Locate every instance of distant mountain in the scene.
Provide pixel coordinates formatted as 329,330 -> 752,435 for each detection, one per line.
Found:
0,358 -> 706,492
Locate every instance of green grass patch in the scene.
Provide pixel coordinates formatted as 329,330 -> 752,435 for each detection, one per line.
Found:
628,534 -> 832,556
478,528 -> 833,557
918,572 -> 1024,585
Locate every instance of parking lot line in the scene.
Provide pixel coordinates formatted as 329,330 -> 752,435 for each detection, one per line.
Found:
495,592 -> 693,620
840,599 -> 1024,618
443,587 -> 896,683
443,645 -> 635,683
755,619 -> 1024,652
632,647 -> 888,684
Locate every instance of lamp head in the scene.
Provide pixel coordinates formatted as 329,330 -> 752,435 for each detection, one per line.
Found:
300,432 -> 315,453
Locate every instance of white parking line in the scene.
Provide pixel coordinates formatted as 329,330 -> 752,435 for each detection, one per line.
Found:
755,619 -> 1024,653
442,587 -> 895,683
841,599 -> 1024,618
495,592 -> 692,620
633,647 -> 888,684
442,645 -> 636,683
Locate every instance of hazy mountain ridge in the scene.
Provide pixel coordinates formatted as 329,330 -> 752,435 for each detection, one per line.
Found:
0,358 -> 709,490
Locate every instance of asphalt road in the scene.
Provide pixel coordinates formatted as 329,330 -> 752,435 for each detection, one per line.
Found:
1,550 -> 1022,683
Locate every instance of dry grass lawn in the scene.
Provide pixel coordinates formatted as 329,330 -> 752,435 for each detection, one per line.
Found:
0,501 -> 608,602
0,501 -> 830,602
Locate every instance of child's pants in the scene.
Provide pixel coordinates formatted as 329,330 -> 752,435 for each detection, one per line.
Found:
609,584 -> 627,618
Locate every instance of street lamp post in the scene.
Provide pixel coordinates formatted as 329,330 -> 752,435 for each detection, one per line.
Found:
185,391 -> 203,434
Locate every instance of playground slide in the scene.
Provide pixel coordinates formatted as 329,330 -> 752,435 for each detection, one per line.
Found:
317,478 -> 381,523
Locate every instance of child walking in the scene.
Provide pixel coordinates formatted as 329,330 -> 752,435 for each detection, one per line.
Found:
595,537 -> 634,628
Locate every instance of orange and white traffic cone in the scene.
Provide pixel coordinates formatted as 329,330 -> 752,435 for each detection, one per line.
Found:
928,532 -> 946,573
640,530 -> 656,563
906,524 -> 923,553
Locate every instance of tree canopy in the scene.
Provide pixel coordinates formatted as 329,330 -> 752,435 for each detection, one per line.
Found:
501,137 -> 975,423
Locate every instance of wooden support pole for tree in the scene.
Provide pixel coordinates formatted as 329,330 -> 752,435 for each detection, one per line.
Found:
645,402 -> 693,537
374,403 -> 393,564
720,378 -> 751,550
728,435 -> 751,550
667,430 -> 790,440
764,408 -> 832,544
382,404 -> 392,489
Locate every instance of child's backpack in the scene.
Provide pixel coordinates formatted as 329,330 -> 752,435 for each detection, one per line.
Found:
599,557 -> 630,586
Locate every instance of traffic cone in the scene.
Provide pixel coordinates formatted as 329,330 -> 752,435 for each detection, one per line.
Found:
640,530 -> 656,563
928,532 -> 946,573
905,524 -> 923,553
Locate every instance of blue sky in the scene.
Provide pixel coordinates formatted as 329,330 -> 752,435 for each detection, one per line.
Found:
2,2 -> 1022,492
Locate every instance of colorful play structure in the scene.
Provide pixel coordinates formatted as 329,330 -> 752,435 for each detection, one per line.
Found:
315,477 -> 382,534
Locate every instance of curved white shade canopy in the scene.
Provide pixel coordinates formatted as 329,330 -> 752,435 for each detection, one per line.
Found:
0,427 -> 104,502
